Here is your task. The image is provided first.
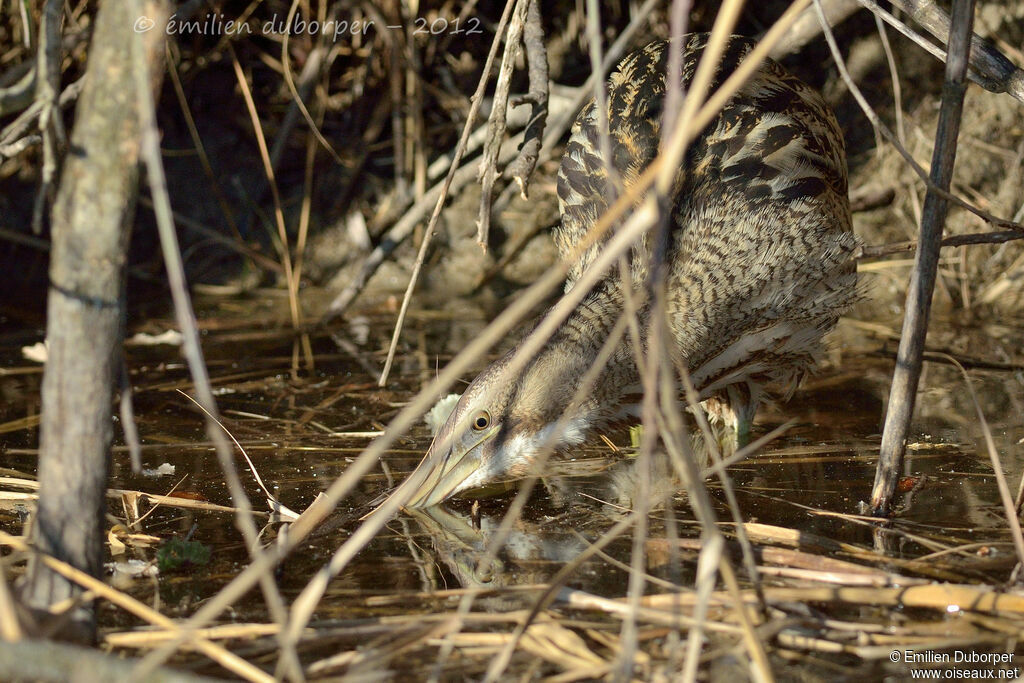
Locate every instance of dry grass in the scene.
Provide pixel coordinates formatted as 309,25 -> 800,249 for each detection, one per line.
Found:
2,0 -> 1024,680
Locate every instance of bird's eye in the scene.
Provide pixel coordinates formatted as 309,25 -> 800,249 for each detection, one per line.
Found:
472,411 -> 490,431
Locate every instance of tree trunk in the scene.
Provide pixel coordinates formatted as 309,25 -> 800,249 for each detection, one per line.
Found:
22,0 -> 168,643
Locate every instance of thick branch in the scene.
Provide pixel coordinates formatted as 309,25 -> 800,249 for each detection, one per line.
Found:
21,0 -> 169,643
870,0 -> 974,516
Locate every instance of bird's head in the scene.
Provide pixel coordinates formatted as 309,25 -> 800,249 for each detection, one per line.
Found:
397,345 -> 593,508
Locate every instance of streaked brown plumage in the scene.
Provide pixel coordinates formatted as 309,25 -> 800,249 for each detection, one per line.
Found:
396,34 -> 858,507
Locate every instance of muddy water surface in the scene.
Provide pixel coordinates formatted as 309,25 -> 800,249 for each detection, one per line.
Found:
2,293 -> 1022,678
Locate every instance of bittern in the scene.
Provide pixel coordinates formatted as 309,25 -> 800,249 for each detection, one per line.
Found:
396,34 -> 858,507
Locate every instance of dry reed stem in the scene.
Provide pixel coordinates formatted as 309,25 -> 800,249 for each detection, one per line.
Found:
871,0 -> 974,514
717,551 -> 773,683
106,622 -> 303,648
227,44 -> 303,340
476,0 -> 530,248
641,583 -> 1024,613
721,514 -> 972,579
0,530 -> 272,682
3,476 -> 263,519
175,389 -> 297,519
602,0 -> 731,674
0,564 -> 22,642
671,6 -> 869,665
374,0 -> 519,386
938,353 -> 1024,568
279,0 -> 342,165
127,6 -> 296,677
325,0 -> 662,321
667,537 -> 925,585
558,587 -> 742,633
163,47 -> 247,247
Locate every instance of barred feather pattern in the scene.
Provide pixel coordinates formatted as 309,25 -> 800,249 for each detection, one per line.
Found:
395,35 -> 860,507
555,34 -> 858,426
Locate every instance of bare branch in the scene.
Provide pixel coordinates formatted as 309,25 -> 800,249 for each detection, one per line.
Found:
505,0 -> 549,199
870,0 -> 975,516
476,0 -> 530,249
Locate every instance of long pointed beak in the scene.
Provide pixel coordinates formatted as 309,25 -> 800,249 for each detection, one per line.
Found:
396,425 -> 498,508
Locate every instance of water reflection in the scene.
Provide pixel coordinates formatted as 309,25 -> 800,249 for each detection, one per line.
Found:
384,425 -> 1021,594
402,502 -> 590,591
396,456 -> 690,591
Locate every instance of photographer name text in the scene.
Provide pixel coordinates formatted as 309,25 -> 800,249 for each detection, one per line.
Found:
134,13 -> 483,41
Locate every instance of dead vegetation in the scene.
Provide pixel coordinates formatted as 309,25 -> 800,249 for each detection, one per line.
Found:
2,0 -> 1024,680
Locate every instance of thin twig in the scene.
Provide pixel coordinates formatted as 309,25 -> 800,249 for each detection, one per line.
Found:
505,0 -> 548,199
875,14 -> 907,145
277,0 -> 343,165
937,354 -> 1024,569
374,0 -> 519,386
855,228 -> 1024,260
175,389 -> 298,519
227,44 -> 303,336
476,0 -> 530,249
31,0 -> 64,235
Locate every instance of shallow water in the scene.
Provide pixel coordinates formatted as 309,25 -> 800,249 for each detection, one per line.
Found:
2,292 -> 1023,678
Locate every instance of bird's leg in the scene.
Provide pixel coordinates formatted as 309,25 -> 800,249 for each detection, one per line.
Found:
725,382 -> 759,447
698,382 -> 760,461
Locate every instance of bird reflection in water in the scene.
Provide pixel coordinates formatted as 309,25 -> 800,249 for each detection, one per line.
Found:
401,455 -> 684,590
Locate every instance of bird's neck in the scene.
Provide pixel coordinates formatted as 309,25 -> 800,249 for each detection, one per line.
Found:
540,279 -> 644,427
